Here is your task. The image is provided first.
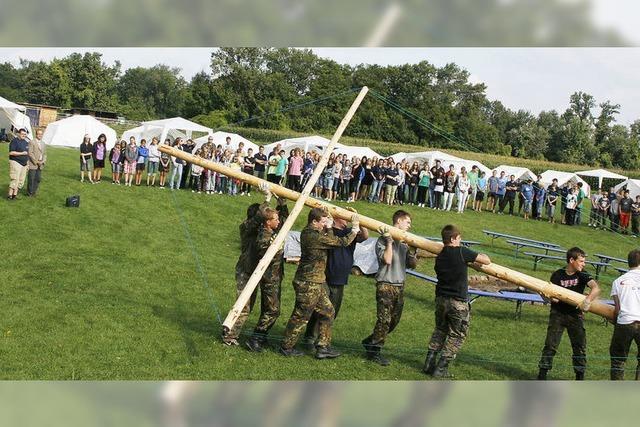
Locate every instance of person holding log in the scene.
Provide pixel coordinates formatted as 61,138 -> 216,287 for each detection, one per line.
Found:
222,183 -> 286,346
609,249 -> 640,380
362,210 -> 418,366
423,224 -> 491,378
537,247 -> 601,380
279,207 -> 360,359
302,208 -> 369,349
244,201 -> 290,352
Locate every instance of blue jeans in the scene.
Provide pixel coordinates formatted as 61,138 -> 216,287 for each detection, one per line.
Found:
369,179 -> 383,202
169,164 -> 183,189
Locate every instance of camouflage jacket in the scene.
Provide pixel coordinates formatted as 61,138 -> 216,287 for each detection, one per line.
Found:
255,203 -> 290,283
293,224 -> 358,284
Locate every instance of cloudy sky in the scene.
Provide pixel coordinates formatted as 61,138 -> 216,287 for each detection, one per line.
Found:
2,47 -> 639,125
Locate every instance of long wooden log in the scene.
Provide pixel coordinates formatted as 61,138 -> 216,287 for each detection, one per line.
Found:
218,87 -> 369,332
159,147 -> 615,323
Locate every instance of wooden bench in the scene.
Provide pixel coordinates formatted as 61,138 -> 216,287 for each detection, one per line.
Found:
483,229 -> 561,248
523,252 -> 608,280
506,240 -> 565,258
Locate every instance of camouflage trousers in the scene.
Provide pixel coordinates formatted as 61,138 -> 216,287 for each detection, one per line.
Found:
427,296 -> 470,360
282,281 -> 335,349
226,271 -> 257,340
538,310 -> 586,374
253,280 -> 282,337
609,321 -> 640,380
304,284 -> 345,342
363,283 -> 404,349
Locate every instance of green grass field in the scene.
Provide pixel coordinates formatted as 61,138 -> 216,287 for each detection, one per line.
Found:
1,143 -> 637,380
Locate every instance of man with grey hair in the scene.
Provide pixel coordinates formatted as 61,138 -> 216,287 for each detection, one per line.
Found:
27,128 -> 46,196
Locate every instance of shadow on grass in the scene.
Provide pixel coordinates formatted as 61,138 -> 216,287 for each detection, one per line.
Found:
152,303 -> 218,358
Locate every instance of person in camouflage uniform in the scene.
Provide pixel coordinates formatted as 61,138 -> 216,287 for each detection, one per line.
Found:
423,224 -> 491,378
279,207 -> 360,359
222,183 -> 286,346
245,202 -> 290,352
362,210 -> 418,366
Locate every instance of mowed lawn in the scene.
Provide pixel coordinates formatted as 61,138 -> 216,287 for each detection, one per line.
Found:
0,143 -> 637,380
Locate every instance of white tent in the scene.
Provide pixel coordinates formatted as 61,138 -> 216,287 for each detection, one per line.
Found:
576,168 -> 627,191
0,95 -> 33,140
391,150 -> 491,175
43,115 -> 117,150
540,170 -> 591,196
492,165 -> 537,181
121,125 -> 186,145
265,135 -> 343,155
333,145 -> 381,161
194,131 -> 259,153
140,117 -> 212,147
614,179 -> 640,199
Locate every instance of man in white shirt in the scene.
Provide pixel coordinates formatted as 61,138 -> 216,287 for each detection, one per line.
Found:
610,249 -> 640,380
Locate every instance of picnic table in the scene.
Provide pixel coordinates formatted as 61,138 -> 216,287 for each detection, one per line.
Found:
506,240 -> 565,258
594,253 -> 627,272
523,252 -> 608,280
614,266 -> 629,274
424,236 -> 481,248
482,230 -> 561,249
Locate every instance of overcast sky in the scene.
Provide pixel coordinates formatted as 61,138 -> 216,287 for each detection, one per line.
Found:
3,47 -> 639,125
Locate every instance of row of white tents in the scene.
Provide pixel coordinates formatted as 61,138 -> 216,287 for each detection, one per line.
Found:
6,108 -> 640,198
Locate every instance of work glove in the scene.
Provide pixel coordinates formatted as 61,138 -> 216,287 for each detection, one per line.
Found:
378,225 -> 392,243
350,213 -> 360,233
578,298 -> 592,312
258,182 -> 272,202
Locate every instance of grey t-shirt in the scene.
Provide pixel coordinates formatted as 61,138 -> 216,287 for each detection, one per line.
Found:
375,237 -> 415,285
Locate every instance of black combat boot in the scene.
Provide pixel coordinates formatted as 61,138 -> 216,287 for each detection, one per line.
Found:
422,350 -> 438,376
575,371 -> 585,381
245,336 -> 264,353
611,367 -> 624,381
315,346 -> 341,360
368,350 -> 390,366
537,369 -> 548,380
279,346 -> 305,357
432,357 -> 451,379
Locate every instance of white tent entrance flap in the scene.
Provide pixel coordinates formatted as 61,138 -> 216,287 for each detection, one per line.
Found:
576,168 -> 627,191
0,95 -> 33,139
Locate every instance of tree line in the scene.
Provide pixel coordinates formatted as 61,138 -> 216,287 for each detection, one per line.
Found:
1,48 -> 638,169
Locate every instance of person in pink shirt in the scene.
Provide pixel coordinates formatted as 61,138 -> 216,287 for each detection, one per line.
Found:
286,148 -> 303,192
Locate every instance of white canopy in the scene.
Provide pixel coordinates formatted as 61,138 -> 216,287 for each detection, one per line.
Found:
121,125 -> 186,145
575,168 -> 628,190
492,165 -> 537,181
391,150 -> 491,175
614,179 -> 640,199
265,135 -> 343,155
0,95 -> 33,140
194,131 -> 259,153
43,115 -> 117,150
141,117 -> 212,147
540,170 -> 591,196
333,145 -> 381,161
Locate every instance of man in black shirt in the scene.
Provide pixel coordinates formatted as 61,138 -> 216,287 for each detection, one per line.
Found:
537,247 -> 601,380
423,225 -> 491,378
7,128 -> 30,200
499,175 -> 518,215
253,145 -> 267,180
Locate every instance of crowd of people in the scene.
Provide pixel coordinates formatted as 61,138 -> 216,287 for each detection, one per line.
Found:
72,134 -> 640,237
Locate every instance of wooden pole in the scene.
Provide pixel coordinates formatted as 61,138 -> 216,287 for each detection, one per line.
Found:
159,135 -> 614,322
221,87 -> 369,332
